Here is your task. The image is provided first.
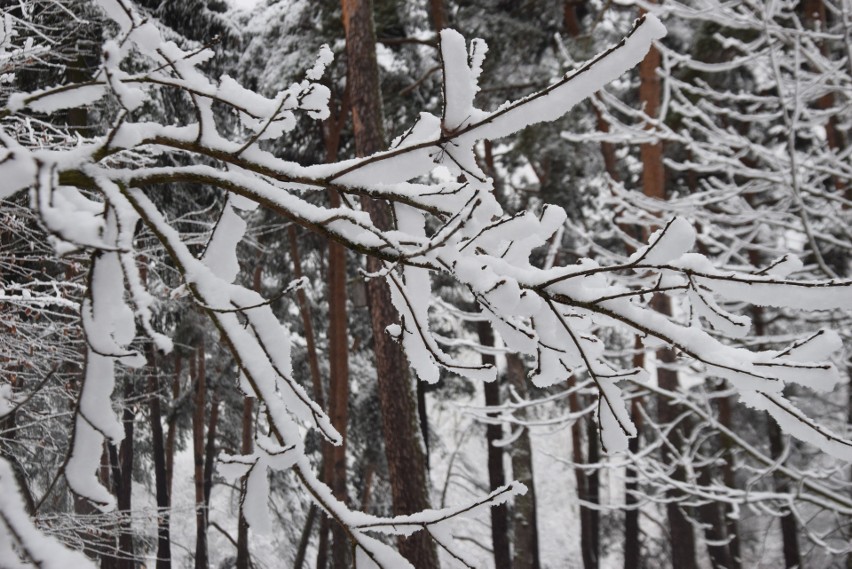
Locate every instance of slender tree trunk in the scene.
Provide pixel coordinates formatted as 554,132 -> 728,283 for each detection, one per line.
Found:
568,377 -> 597,569
623,397 -> 642,569
192,343 -> 208,569
327,192 -> 350,569
697,463 -> 738,569
768,420 -> 803,569
236,396 -> 253,569
341,1 -> 439,566
101,442 -> 117,569
638,4 -> 698,564
751,303 -> 802,569
713,383 -> 741,569
166,354 -> 181,501
147,347 -> 172,569
653,296 -> 697,569
203,387 -> 219,510
586,417 -> 599,568
477,322 -> 511,569
506,354 -> 541,569
742,254 -> 801,569
113,376 -> 135,569
315,82 -> 351,569
294,505 -> 318,569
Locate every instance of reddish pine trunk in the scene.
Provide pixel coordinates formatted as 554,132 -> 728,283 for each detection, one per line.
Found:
638,5 -> 698,565
287,227 -> 329,567
341,1 -> 438,566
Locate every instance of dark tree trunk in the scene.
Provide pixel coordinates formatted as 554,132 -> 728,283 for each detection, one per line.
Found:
192,344 -> 208,569
638,5 -> 698,562
623,399 -> 642,569
203,388 -> 219,511
768,416 -> 803,569
623,338 -> 645,569
328,194 -> 351,569
294,505 -> 318,569
477,322 -> 511,569
236,397 -> 253,569
653,300 -> 697,569
165,354 -> 181,502
111,377 -> 136,569
750,302 -> 800,569
506,354 -> 541,569
712,384 -> 741,569
341,1 -> 439,566
147,347 -> 172,569
568,377 -> 597,569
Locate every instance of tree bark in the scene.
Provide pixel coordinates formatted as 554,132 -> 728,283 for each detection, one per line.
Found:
652,296 -> 697,569
506,354 -> 541,569
166,354 -> 181,502
568,376 -> 597,569
341,1 -> 439,566
147,347 -> 172,569
236,396 -> 253,569
638,5 -> 698,564
768,419 -> 803,569
477,322 -> 511,569
750,293 -> 800,569
327,190 -> 351,569
314,80 -> 351,569
192,343 -> 208,569
623,400 -> 642,569
203,385 -> 219,511
111,374 -> 135,569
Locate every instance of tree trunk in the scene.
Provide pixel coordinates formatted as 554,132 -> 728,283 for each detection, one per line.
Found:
768,420 -> 802,569
713,383 -> 741,569
477,322 -> 511,569
203,385 -> 219,511
653,296 -> 697,569
327,189 -> 351,569
568,376 -> 597,569
751,298 -> 800,569
638,5 -> 698,564
506,354 -> 541,569
112,375 -> 135,569
147,347 -> 172,569
294,505 -> 318,569
341,1 -> 439,566
236,397 -> 253,569
192,343 -> 208,569
315,80 -> 351,569
623,400 -> 642,569
166,354 -> 181,502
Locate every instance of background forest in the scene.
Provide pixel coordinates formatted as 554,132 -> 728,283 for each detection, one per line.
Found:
1,0 -> 851,568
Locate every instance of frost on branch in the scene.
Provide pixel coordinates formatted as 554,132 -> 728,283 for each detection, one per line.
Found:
2,0 -> 851,565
